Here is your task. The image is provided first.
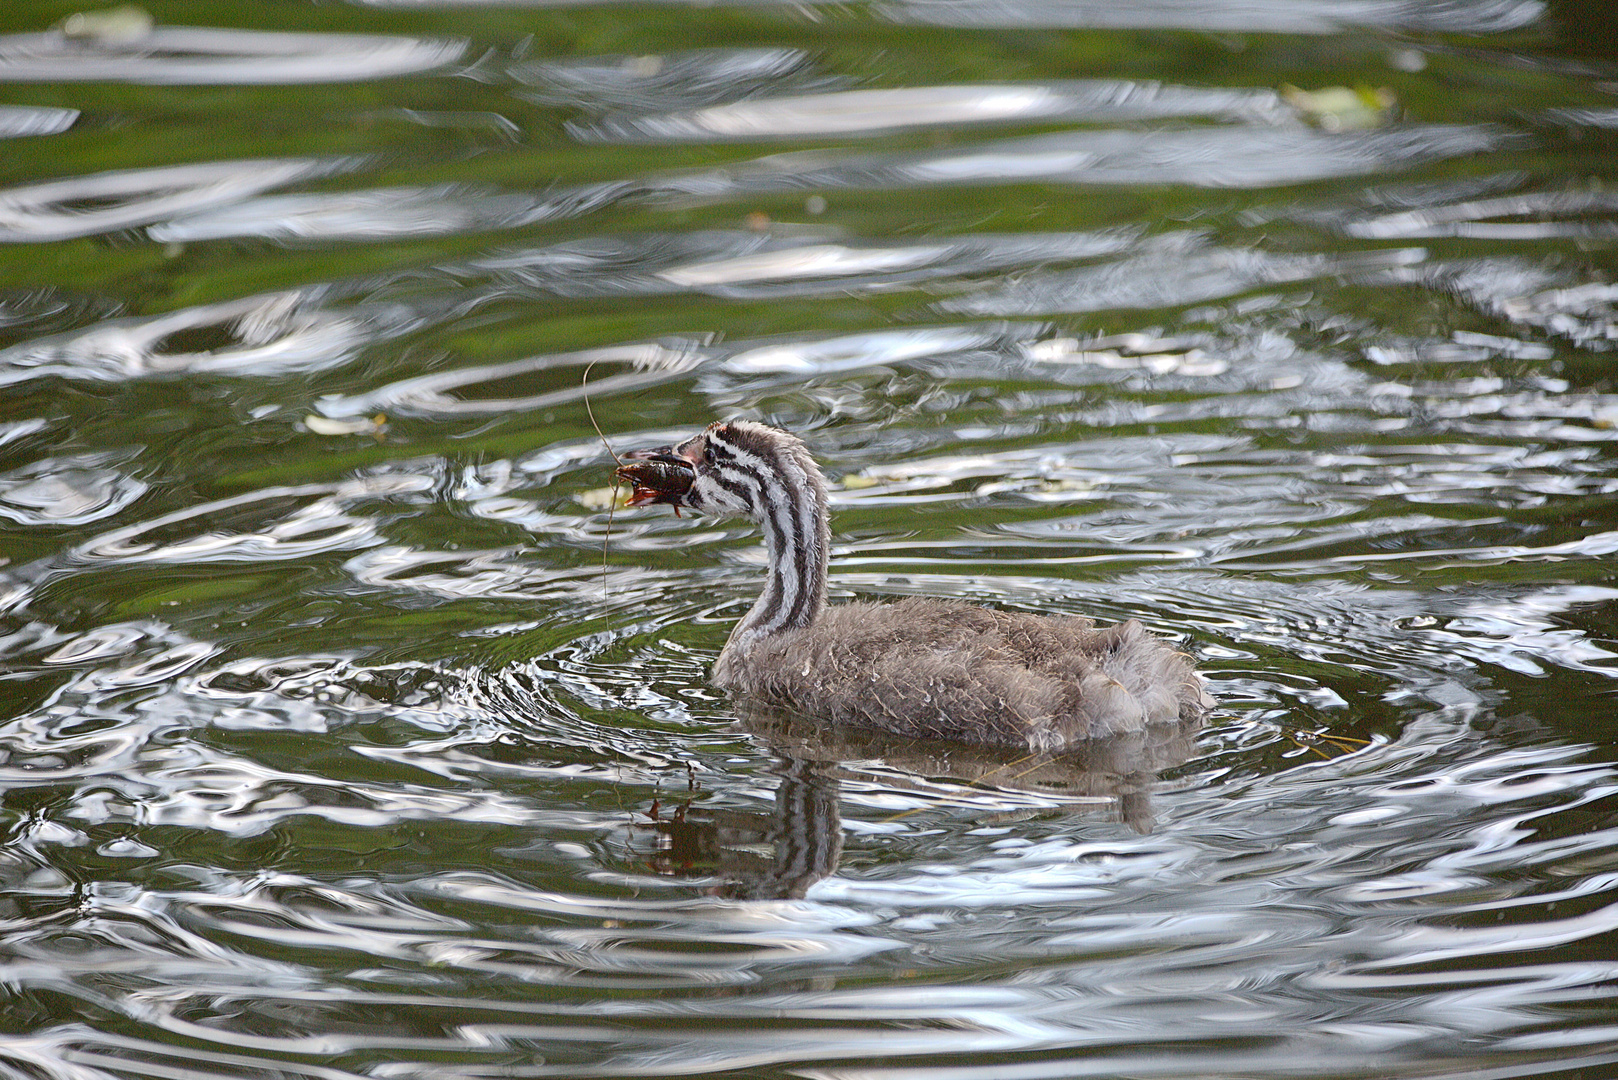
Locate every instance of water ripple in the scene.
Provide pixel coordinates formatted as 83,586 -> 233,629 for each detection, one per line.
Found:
456,228 -> 1139,300
1341,186 -> 1618,241
3,3 -> 1616,1079
0,157 -> 358,244
578,81 -> 1288,142
71,475 -> 425,566
942,236 -> 1426,316
721,324 -> 1035,376
132,125 -> 1515,247
0,450 -> 147,527
513,47 -> 834,110
1397,259 -> 1618,351
316,339 -> 705,418
152,178 -> 640,243
149,185 -> 569,244
878,0 -> 1545,33
0,104 -> 77,138
0,24 -> 466,84
661,124 -> 1517,196
0,288 -> 424,385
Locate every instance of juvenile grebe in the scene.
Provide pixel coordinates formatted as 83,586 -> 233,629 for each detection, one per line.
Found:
619,420 -> 1211,751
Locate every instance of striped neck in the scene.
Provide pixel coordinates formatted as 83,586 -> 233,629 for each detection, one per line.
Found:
727,440 -> 830,647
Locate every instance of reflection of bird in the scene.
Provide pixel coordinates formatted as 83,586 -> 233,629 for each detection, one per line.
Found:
741,702 -> 1205,836
619,420 -> 1212,752
644,705 -> 1199,900
645,754 -> 843,901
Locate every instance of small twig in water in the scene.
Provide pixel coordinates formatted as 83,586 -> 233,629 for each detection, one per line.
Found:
1284,729 -> 1372,760
582,358 -> 621,597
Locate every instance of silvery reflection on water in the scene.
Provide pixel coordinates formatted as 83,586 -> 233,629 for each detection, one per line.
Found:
0,24 -> 466,83
0,157 -> 358,244
576,80 -> 1289,142
0,288 -> 426,385
878,0 -> 1544,33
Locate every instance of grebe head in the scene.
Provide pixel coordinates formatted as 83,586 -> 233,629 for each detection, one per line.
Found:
617,420 -> 817,522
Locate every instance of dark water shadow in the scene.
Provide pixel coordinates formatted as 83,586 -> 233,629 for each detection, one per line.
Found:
646,703 -> 1204,899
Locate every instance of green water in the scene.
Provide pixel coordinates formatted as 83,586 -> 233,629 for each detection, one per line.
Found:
2,0 -> 1617,1077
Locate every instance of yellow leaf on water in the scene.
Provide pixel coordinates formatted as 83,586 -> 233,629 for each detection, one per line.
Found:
59,5 -> 153,44
303,414 -> 379,436
1281,84 -> 1396,130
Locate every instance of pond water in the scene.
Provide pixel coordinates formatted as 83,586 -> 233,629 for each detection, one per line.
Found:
3,1 -> 1618,1077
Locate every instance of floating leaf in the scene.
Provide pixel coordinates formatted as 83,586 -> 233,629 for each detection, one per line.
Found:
303,413 -> 386,436
1281,84 -> 1395,131
59,6 -> 153,45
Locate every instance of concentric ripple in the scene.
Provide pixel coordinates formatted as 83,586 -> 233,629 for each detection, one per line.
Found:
2,2 -> 1617,1079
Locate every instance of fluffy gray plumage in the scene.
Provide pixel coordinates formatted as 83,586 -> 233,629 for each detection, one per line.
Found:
621,420 -> 1212,751
716,599 -> 1207,750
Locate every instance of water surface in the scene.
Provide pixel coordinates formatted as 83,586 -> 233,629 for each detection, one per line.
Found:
2,0 -> 1617,1077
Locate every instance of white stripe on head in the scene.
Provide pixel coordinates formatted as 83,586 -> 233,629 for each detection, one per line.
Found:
695,420 -> 829,638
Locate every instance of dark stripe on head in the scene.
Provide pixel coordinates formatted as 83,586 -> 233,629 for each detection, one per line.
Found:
700,419 -> 828,638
